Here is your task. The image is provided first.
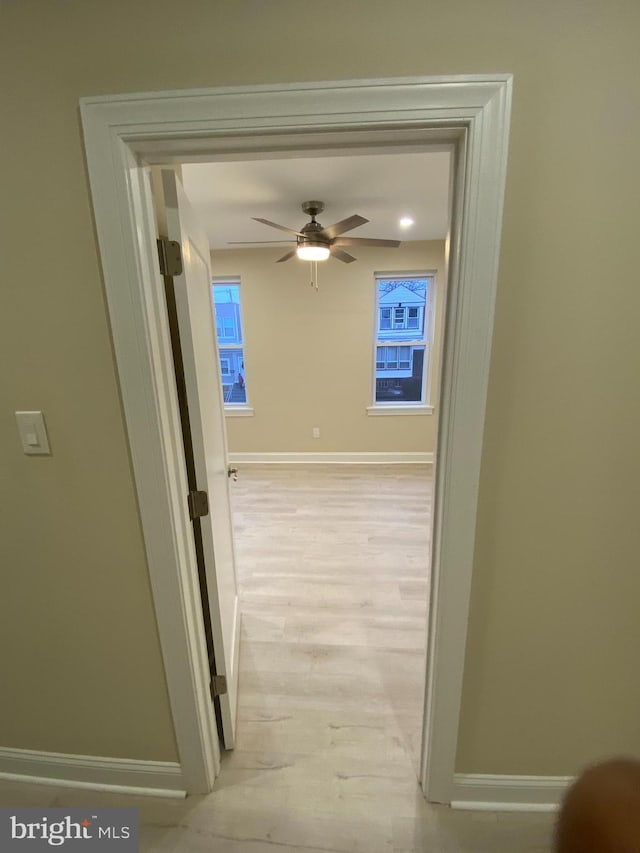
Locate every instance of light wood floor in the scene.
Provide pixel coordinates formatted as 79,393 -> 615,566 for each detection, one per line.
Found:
0,465 -> 555,851
231,463 -> 432,779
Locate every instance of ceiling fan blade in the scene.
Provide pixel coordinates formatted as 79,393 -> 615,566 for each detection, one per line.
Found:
331,247 -> 357,264
332,236 -> 401,248
321,214 -> 369,239
253,217 -> 305,238
276,249 -> 297,263
227,240 -> 294,244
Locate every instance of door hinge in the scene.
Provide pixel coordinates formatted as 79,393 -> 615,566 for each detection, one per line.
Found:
187,489 -> 209,520
210,674 -> 228,698
157,238 -> 183,276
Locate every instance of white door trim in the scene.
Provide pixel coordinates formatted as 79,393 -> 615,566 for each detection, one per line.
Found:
80,75 -> 512,799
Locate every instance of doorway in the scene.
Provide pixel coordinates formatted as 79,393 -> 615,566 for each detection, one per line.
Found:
172,147 -> 450,780
80,75 -> 512,802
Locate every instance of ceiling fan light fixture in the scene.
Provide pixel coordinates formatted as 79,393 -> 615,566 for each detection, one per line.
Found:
254,201 -> 397,265
297,243 -> 330,261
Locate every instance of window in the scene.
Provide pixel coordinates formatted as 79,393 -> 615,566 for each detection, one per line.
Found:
378,304 -> 423,332
380,307 -> 392,330
372,273 -> 433,408
377,345 -> 412,370
218,316 -> 236,339
211,278 -> 249,408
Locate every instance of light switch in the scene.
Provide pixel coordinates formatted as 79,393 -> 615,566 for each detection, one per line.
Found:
15,411 -> 51,455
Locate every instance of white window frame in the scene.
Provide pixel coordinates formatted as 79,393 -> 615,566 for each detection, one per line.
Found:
212,276 -> 253,416
369,271 -> 436,414
393,306 -> 407,328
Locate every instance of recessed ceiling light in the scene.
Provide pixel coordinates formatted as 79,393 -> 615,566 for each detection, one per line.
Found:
399,216 -> 414,228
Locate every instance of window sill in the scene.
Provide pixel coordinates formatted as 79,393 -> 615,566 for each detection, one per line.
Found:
224,406 -> 254,417
367,404 -> 434,417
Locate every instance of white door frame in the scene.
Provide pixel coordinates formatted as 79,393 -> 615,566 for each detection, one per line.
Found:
80,75 -> 512,801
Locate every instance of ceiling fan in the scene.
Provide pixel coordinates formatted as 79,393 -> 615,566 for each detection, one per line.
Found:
228,200 -> 401,263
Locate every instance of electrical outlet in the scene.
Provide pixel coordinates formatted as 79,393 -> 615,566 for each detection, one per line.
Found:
312,427 -> 320,439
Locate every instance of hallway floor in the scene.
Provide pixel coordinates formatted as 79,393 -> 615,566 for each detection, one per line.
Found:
0,465 -> 556,851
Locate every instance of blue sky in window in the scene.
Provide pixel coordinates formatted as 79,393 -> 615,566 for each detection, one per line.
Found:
213,283 -> 243,345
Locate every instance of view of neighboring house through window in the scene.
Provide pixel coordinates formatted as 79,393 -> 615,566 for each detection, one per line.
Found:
211,278 -> 248,406
374,273 -> 433,405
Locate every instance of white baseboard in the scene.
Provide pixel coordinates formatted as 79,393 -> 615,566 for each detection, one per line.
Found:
0,747 -> 186,798
452,773 -> 573,812
228,451 -> 434,465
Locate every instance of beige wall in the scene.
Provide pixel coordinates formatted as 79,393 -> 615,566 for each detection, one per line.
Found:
1,0 -> 639,773
213,242 -> 445,454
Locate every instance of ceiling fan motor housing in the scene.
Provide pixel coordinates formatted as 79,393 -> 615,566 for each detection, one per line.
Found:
299,202 -> 329,249
298,219 -> 329,249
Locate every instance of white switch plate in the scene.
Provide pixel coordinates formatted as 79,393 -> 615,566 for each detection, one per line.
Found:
15,411 -> 51,455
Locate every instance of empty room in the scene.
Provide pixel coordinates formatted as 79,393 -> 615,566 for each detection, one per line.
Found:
170,149 -> 451,800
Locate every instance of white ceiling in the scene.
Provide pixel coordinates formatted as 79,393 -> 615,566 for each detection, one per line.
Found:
182,150 -> 451,250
